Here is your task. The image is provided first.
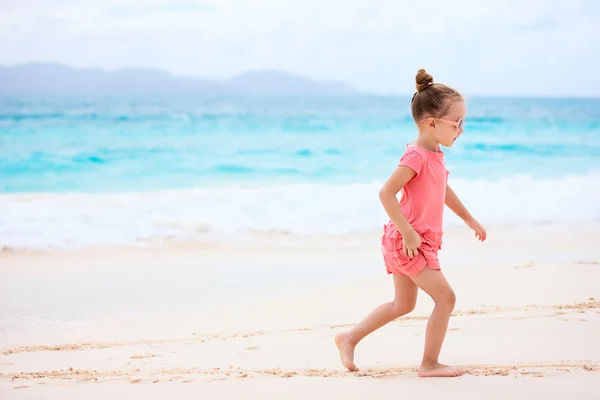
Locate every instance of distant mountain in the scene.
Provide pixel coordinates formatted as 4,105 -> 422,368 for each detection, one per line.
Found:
0,63 -> 359,95
229,70 -> 356,95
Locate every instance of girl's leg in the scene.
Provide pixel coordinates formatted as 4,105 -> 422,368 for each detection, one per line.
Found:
408,267 -> 464,377
335,274 -> 418,371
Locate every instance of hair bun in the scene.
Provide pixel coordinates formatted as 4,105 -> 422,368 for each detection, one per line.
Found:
415,68 -> 434,92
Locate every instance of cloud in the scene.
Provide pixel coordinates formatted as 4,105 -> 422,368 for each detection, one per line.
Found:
0,0 -> 598,96
107,2 -> 216,17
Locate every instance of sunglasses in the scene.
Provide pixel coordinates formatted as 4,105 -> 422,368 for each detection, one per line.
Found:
420,117 -> 465,132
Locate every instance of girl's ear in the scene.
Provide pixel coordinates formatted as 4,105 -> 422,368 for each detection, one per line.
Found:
425,117 -> 436,130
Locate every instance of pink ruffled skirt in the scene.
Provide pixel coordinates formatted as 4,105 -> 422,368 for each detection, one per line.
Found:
381,223 -> 443,277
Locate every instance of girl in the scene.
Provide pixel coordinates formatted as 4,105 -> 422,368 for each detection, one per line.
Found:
335,68 -> 487,378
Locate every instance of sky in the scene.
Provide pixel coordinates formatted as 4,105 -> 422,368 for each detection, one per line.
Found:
1,0 -> 599,96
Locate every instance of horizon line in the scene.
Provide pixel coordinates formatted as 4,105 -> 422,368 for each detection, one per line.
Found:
1,62 -> 598,99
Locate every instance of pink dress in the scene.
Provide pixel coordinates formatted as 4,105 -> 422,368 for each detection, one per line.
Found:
381,143 -> 449,277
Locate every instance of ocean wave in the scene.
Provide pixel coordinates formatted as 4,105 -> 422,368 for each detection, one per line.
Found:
459,143 -> 597,156
1,173 -> 599,250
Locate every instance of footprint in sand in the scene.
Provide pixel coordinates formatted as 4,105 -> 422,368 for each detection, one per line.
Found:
520,371 -> 544,376
130,354 -> 157,359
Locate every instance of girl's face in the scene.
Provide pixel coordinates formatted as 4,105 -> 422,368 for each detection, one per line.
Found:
423,100 -> 466,147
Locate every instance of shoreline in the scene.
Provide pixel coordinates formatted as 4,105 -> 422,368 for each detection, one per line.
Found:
2,220 -> 600,255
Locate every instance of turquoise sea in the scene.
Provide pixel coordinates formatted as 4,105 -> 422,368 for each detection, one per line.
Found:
1,95 -> 599,249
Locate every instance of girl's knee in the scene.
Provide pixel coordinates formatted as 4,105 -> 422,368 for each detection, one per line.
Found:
435,289 -> 456,310
392,298 -> 416,317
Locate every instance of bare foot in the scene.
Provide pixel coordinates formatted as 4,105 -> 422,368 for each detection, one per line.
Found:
334,332 -> 358,371
418,362 -> 465,377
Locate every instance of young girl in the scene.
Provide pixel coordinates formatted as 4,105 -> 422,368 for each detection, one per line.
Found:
335,68 -> 487,378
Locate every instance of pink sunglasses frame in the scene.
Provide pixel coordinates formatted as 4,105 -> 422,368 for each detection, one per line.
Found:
420,117 -> 464,132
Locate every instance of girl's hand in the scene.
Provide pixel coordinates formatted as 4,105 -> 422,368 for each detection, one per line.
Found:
466,218 -> 487,241
402,228 -> 422,259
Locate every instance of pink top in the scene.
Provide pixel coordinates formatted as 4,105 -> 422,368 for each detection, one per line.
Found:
383,143 -> 449,250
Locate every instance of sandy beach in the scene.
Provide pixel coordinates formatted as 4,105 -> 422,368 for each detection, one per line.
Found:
1,224 -> 599,399
2,2 -> 600,398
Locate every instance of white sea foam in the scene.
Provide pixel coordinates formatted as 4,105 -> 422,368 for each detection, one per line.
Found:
2,173 -> 600,250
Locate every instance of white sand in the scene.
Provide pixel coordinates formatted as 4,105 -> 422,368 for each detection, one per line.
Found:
1,224 -> 599,399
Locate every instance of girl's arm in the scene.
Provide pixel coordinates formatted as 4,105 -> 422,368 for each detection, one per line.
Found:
379,166 -> 416,235
379,166 -> 423,258
445,184 -> 473,222
445,184 -> 487,241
